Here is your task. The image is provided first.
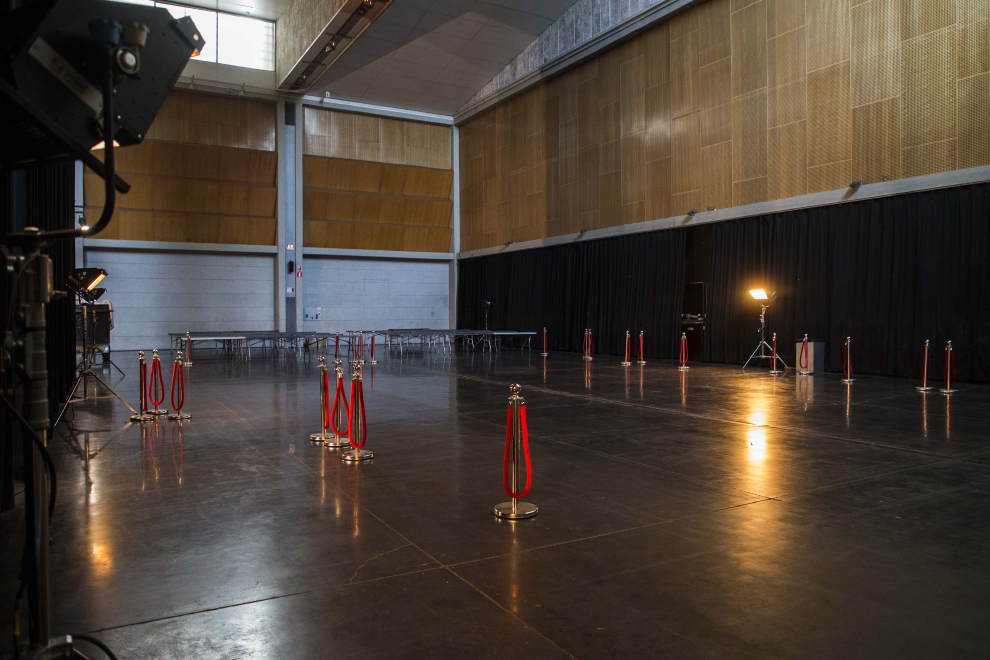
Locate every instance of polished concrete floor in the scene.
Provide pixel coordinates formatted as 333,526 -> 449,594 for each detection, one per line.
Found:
2,349 -> 989,658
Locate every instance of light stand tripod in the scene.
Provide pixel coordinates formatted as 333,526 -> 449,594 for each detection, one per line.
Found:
742,292 -> 788,372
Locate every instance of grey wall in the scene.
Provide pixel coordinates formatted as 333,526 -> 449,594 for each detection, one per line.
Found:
302,257 -> 449,332
85,249 -> 276,351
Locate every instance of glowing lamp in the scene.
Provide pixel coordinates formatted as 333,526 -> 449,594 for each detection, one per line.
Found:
749,289 -> 768,300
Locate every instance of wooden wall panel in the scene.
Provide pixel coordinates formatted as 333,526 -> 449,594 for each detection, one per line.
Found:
302,154 -> 453,252
145,91 -> 276,151
304,107 -> 452,170
458,0 -> 990,252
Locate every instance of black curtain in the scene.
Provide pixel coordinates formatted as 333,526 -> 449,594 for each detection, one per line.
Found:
708,182 -> 990,382
1,161 -> 76,514
457,229 -> 687,358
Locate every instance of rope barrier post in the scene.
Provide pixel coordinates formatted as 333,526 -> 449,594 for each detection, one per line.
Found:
494,384 -> 538,520
540,327 -> 548,357
621,331 -> 631,367
939,341 -> 958,395
798,333 -> 811,375
586,329 -> 594,361
637,330 -> 646,365
917,340 -> 935,392
840,337 -> 855,384
130,351 -> 153,422
325,357 -> 351,448
184,332 -> 193,366
147,349 -> 168,416
369,334 -> 378,365
341,361 -> 372,462
309,357 -> 331,443
678,332 -> 690,372
167,351 -> 191,421
582,329 -> 589,361
768,332 -> 783,376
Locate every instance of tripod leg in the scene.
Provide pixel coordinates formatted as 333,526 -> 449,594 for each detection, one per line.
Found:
742,342 -> 763,370
52,375 -> 85,431
106,357 -> 126,378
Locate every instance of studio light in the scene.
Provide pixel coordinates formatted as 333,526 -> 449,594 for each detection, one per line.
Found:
749,289 -> 769,300
67,267 -> 107,292
688,209 -> 697,216
850,180 -> 863,189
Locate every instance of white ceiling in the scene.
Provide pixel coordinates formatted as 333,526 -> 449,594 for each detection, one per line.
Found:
180,0 -> 291,21
309,0 -> 581,115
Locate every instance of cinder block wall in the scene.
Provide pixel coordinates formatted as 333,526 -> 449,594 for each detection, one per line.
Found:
86,249 -> 275,351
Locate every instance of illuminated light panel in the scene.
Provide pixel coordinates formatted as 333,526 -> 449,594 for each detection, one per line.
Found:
750,289 -> 769,300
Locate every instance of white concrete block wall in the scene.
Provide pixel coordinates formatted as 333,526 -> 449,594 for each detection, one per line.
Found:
85,249 -> 275,351
302,257 -> 449,332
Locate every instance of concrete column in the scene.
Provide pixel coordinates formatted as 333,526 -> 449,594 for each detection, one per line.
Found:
276,101 -> 287,331
449,125 -> 460,328
74,161 -> 85,268
294,101 -> 305,332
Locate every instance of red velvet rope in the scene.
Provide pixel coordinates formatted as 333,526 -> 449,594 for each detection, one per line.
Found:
843,341 -> 852,378
588,332 -> 594,357
944,346 -> 955,387
331,373 -> 350,436
679,335 -> 688,365
625,334 -> 630,361
370,335 -> 375,360
170,360 -> 184,412
639,333 -> 644,361
322,368 -> 330,430
502,404 -> 532,499
148,356 -> 165,406
139,360 -> 147,413
348,380 -> 367,449
799,338 -> 808,369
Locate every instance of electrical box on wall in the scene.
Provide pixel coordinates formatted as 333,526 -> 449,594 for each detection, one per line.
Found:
304,306 -> 322,320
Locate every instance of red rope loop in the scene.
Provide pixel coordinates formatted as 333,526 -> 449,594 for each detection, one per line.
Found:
679,334 -> 688,365
772,336 -> 777,363
625,334 -> 630,361
331,373 -> 350,436
799,338 -> 808,369
170,360 -> 184,412
148,356 -> 165,406
348,380 -> 367,448
370,335 -> 375,360
639,333 -> 644,361
139,360 -> 147,413
322,368 -> 331,430
588,332 -> 594,357
502,404 -> 532,499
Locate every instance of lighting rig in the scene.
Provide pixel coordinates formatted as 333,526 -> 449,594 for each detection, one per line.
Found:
1,1 -> 202,656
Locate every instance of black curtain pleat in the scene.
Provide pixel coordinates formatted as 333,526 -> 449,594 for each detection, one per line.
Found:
708,182 -> 990,381
457,229 -> 687,358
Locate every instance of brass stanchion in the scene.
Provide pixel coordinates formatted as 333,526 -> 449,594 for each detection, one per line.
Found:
637,330 -> 646,365
917,340 -> 935,392
310,357 -> 331,443
494,384 -> 537,520
341,361 -> 372,462
798,334 -> 811,375
326,358 -> 351,448
621,330 -> 631,367
678,332 -> 690,372
540,327 -> 548,357
167,351 -> 191,420
768,333 -> 782,376
583,329 -> 594,361
147,349 -> 167,416
369,334 -> 378,364
939,341 -> 958,395
183,332 -> 193,366
840,337 -> 855,383
130,351 -> 153,422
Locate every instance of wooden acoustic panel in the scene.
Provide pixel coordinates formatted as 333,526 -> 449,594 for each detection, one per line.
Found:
458,0 -> 990,252
146,91 -> 276,151
92,140 -> 277,184
304,220 -> 451,252
85,173 -> 276,217
304,107 -> 452,170
302,155 -> 453,198
86,209 -> 276,245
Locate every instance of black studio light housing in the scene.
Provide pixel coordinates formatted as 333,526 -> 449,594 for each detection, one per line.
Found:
0,0 -> 205,176
66,267 -> 108,293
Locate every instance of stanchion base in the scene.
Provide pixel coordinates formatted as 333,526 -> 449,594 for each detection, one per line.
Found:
916,386 -> 935,392
768,370 -> 783,376
324,436 -> 350,448
182,362 -> 193,367
798,370 -> 813,376
637,360 -> 646,366
621,361 -> 631,367
309,433 -> 328,443
342,448 -> 373,462
167,413 -> 191,420
939,388 -> 958,395
369,359 -> 378,365
494,501 -> 538,520
149,408 -> 168,417
129,413 -> 153,422
678,366 -> 690,372
582,356 -> 592,361
540,352 -> 548,357
841,378 -> 856,384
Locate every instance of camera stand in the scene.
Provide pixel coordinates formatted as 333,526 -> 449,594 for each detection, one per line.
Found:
742,302 -> 788,372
